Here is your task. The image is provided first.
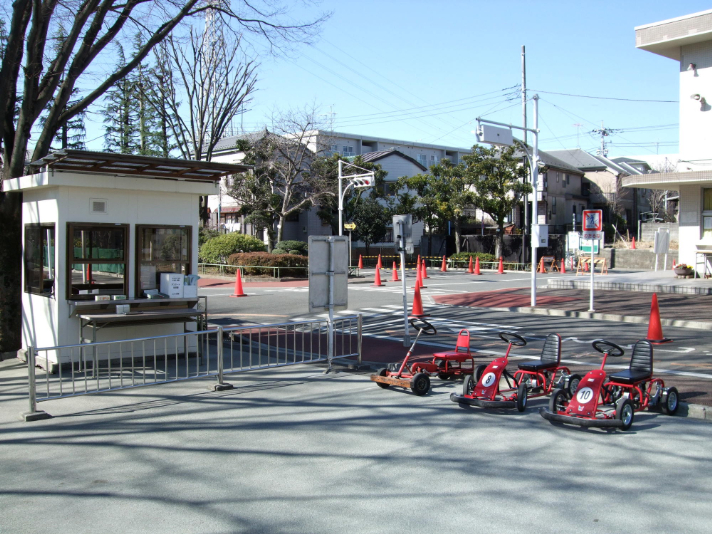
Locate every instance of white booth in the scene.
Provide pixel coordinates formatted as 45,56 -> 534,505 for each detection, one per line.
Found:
5,150 -> 248,371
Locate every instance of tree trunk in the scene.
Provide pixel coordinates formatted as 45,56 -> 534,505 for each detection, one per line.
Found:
276,214 -> 285,244
454,220 -> 461,253
0,191 -> 23,354
495,226 -> 506,260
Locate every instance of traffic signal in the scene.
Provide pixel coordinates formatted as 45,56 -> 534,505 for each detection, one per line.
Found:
350,177 -> 372,188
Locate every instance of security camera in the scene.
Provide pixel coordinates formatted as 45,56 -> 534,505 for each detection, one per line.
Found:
691,94 -> 701,101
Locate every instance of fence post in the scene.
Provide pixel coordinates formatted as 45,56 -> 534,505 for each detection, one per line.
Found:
212,326 -> 233,391
357,314 -> 362,366
21,347 -> 52,421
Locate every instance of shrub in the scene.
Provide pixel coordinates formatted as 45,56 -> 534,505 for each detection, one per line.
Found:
272,248 -> 288,255
199,233 -> 266,263
228,252 -> 308,277
288,250 -> 301,255
276,240 -> 308,255
448,251 -> 497,263
199,227 -> 220,246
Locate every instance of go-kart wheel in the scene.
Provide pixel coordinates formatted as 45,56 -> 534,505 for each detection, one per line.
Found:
549,388 -> 568,414
409,318 -> 437,335
616,398 -> 635,431
376,368 -> 390,389
567,374 -> 581,397
474,364 -> 487,383
437,373 -> 452,381
592,339 -> 625,357
516,380 -> 528,412
463,374 -> 475,396
498,331 -> 527,347
410,372 -> 430,396
661,386 -> 679,416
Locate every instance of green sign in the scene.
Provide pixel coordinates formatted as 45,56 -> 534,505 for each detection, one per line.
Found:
580,240 -> 599,254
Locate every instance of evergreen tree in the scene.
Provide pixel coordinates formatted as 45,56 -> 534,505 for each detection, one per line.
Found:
37,25 -> 87,150
102,44 -> 138,154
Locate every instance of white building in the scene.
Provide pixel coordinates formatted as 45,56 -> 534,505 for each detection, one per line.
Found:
623,9 -> 712,272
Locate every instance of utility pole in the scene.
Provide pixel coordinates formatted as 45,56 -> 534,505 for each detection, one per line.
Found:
592,121 -> 619,157
574,123 -> 583,148
521,46 -> 529,263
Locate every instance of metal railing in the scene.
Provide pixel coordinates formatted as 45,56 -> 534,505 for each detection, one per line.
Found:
198,263 -> 308,279
25,315 -> 362,418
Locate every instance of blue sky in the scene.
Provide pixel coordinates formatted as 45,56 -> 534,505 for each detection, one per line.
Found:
84,1 -> 710,160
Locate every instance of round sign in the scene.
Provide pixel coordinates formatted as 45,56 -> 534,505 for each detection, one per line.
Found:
481,372 -> 497,388
576,387 -> 595,404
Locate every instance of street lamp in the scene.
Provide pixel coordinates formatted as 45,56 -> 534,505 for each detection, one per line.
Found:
476,94 -> 541,306
337,160 -> 375,236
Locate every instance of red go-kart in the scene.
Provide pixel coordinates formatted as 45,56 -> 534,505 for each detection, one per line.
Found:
370,317 -> 438,396
450,332 -> 580,412
411,328 -> 474,380
540,339 -> 679,431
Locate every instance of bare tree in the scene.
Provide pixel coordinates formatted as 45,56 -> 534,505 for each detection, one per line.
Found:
0,0 -> 329,353
227,106 -> 336,247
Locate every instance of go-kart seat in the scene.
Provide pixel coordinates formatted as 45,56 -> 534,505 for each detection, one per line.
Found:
433,329 -> 471,359
518,333 -> 561,372
608,340 -> 653,384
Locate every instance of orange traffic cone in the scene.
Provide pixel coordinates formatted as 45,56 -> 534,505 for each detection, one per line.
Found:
584,261 -> 589,272
377,254 -> 382,269
441,255 -> 447,272
538,258 -> 545,273
474,256 -> 482,275
411,284 -> 424,316
467,256 -> 474,274
414,263 -> 423,289
422,260 -> 429,279
358,255 -> 363,269
560,258 -> 566,274
645,293 -> 672,344
497,257 -> 504,274
417,255 -> 421,269
631,237 -> 636,250
391,261 -> 399,282
229,269 -> 247,297
373,267 -> 384,287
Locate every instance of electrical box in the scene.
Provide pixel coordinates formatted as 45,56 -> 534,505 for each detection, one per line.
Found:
532,224 -> 548,248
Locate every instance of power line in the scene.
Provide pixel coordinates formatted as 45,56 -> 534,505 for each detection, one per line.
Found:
530,89 -> 678,103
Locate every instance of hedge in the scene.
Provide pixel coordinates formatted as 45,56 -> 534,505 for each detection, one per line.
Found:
276,240 -> 308,255
199,233 -> 266,263
227,252 -> 308,277
448,251 -> 497,263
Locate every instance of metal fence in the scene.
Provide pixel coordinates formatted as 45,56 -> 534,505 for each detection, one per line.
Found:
25,315 -> 362,419
198,263 -> 309,279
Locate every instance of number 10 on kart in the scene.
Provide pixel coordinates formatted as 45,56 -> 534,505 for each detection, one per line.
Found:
582,209 -> 603,312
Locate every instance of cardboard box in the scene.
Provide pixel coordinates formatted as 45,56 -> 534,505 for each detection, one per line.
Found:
159,273 -> 184,298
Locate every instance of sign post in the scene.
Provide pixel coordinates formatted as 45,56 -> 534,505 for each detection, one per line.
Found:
308,236 -> 349,372
582,209 -> 603,312
344,223 -> 356,267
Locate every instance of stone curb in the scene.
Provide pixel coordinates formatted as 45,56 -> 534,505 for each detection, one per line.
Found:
548,279 -> 712,296
459,304 -> 712,330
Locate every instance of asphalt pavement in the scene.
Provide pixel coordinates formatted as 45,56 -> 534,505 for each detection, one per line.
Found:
1,362 -> 712,534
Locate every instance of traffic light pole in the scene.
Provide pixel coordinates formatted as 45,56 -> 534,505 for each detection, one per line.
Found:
337,160 -> 375,237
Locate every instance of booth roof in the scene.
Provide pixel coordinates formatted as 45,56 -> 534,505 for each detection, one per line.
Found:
29,150 -> 250,181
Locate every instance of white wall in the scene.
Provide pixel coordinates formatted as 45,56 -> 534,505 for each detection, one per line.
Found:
680,41 -> 712,167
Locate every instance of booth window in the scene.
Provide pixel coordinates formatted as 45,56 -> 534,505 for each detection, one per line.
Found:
24,224 -> 55,296
136,225 -> 191,297
67,223 -> 128,299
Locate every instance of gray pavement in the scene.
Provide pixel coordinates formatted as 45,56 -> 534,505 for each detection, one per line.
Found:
1,361 -> 711,534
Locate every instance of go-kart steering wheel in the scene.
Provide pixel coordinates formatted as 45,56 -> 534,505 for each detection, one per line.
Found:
498,331 -> 527,346
409,317 -> 437,335
592,339 -> 624,357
